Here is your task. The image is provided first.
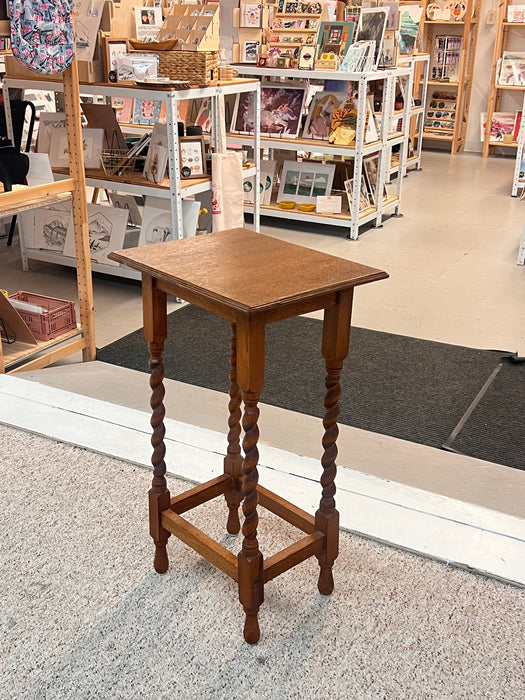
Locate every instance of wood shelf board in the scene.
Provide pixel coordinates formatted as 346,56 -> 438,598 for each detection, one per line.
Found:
3,327 -> 83,370
53,167 -> 210,191
246,196 -> 399,223
495,84 -> 525,91
0,192 -> 72,218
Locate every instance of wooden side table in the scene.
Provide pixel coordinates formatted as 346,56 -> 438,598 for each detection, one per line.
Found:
110,228 -> 388,644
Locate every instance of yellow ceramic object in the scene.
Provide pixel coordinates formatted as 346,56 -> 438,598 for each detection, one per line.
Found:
279,201 -> 296,209
298,203 -> 316,212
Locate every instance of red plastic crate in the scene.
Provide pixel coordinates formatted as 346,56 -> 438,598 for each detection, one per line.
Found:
9,291 -> 77,341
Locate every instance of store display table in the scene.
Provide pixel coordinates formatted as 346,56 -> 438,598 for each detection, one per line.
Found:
110,227 -> 388,644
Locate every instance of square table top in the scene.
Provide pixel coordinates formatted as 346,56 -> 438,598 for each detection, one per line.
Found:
109,228 -> 388,316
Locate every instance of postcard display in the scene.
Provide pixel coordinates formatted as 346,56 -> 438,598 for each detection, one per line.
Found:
482,0 -> 525,196
420,0 -> 481,153
229,62 -> 411,240
230,1 -> 415,239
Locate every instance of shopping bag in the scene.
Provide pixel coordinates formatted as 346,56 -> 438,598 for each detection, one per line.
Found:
8,0 -> 75,75
211,93 -> 244,232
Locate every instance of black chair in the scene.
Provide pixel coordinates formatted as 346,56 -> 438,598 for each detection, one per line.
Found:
0,100 -> 36,245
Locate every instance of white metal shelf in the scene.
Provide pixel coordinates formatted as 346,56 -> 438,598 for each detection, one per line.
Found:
233,65 -> 411,240
3,77 -> 261,279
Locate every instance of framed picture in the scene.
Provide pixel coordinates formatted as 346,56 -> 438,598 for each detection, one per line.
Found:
179,136 -> 206,179
242,40 -> 260,63
49,127 -> 104,169
397,6 -> 423,57
101,37 -> 128,80
355,8 -> 388,69
316,21 -> 355,57
363,155 -> 388,205
62,203 -> 129,266
144,123 -> 169,184
303,91 -> 347,140
133,98 -> 162,126
344,177 -> 370,213
231,85 -> 307,138
277,160 -> 336,204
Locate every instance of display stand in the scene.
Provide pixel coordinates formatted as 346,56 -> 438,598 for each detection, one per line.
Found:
421,0 -> 480,153
400,53 -> 430,175
482,0 -> 525,160
0,58 -> 95,374
231,65 -> 411,240
2,77 -> 261,281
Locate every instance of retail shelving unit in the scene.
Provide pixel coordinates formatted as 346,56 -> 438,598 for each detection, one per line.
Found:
0,58 -> 95,374
231,65 -> 411,240
482,0 -> 525,159
400,53 -> 430,175
421,0 -> 480,153
2,77 -> 261,281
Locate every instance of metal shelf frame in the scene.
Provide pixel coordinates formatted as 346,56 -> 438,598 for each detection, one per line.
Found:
233,65 -> 411,240
2,77 -> 261,278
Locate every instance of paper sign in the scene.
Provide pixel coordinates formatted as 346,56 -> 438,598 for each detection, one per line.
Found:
316,195 -> 342,214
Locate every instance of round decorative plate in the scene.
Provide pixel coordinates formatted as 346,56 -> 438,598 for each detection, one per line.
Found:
426,3 -> 442,20
447,2 -> 466,20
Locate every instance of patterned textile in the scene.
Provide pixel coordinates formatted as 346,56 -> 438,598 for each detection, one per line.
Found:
8,0 -> 74,75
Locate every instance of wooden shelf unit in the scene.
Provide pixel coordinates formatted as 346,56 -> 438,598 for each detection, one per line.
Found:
421,0 -> 481,153
0,58 -> 95,375
482,0 -> 525,159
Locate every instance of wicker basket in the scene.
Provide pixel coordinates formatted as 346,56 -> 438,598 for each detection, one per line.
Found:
130,49 -> 218,86
9,291 -> 76,341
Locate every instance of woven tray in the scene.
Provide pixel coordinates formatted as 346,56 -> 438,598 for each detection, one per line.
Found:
130,50 -> 218,87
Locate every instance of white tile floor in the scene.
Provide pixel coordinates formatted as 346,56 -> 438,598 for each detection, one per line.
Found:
1,150 -> 524,583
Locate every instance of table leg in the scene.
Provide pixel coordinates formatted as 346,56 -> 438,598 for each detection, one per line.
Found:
143,276 -> 171,574
224,323 -> 243,535
315,291 -> 353,595
236,315 -> 265,644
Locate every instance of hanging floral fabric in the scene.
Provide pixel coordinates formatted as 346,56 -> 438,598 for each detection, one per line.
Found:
8,0 -> 75,75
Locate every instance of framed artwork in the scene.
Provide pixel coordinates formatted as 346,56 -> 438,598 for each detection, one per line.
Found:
49,127 -> 104,169
179,136 -> 206,179
316,21 -> 355,57
144,123 -> 168,184
194,97 -> 213,132
134,7 -> 163,42
363,155 -> 388,205
36,112 -> 66,154
111,97 -> 133,125
277,160 -> 336,204
303,92 -> 347,140
242,40 -> 260,63
380,1 -> 400,31
355,8 -> 388,69
231,85 -> 307,138
62,203 -> 129,266
33,205 -> 71,252
398,6 -> 422,57
507,5 -> 525,21
101,37 -> 128,80
344,177 -> 370,213
138,196 -> 200,245
240,2 -> 262,27
480,112 -> 516,142
243,160 -> 277,205
133,98 -> 162,126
